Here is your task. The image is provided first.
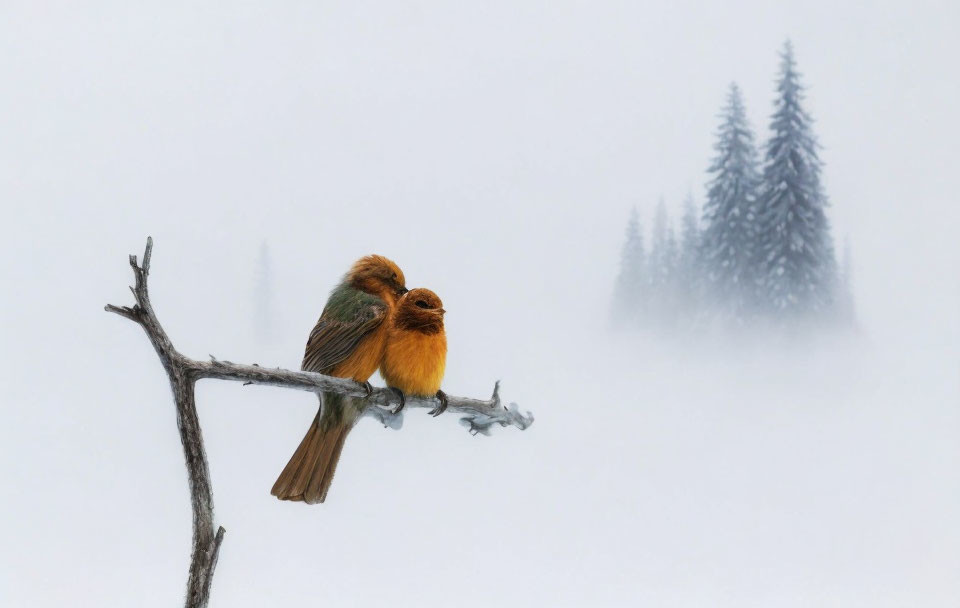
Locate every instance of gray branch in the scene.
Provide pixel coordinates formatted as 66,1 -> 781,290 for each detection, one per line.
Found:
105,237 -> 533,608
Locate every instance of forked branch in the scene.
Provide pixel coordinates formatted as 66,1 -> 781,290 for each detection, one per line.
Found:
105,237 -> 533,608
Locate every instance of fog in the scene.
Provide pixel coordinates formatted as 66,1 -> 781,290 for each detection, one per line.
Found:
2,2 -> 958,606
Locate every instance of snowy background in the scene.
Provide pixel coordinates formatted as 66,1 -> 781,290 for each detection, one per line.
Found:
2,2 -> 958,606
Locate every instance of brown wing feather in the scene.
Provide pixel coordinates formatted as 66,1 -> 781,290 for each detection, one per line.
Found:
301,304 -> 386,374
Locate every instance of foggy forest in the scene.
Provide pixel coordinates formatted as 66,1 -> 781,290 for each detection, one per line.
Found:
612,43 -> 854,332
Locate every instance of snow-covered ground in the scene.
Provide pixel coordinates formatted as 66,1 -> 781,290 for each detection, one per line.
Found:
5,309 -> 957,606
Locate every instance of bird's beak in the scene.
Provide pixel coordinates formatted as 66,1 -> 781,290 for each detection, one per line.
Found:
396,286 -> 408,296
439,308 -> 446,315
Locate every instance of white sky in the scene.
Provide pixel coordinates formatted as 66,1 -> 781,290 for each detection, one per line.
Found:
2,2 -> 958,606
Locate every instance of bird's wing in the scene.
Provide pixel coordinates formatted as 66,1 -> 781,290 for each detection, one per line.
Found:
301,294 -> 387,374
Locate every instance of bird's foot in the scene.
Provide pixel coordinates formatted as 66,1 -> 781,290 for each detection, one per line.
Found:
357,380 -> 373,398
389,387 -> 406,414
428,390 -> 449,417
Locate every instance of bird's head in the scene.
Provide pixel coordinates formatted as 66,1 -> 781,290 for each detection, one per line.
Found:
347,255 -> 407,304
395,288 -> 445,334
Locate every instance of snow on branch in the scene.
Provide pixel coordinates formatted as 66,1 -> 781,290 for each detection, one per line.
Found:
105,237 -> 533,608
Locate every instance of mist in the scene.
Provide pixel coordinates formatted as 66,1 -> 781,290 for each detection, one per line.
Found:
2,2 -> 958,606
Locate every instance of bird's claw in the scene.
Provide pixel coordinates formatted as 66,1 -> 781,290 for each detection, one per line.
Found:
358,380 -> 373,398
428,390 -> 448,417
389,387 -> 406,415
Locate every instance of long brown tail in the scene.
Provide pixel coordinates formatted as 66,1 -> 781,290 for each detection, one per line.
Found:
271,392 -> 357,504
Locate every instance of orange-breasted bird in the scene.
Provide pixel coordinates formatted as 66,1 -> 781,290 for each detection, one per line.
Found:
380,288 -> 448,417
271,255 -> 407,504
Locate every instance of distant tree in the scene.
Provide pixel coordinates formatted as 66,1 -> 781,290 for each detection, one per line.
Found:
700,82 -> 762,321
664,225 -> 682,326
677,192 -> 703,317
679,192 -> 701,273
611,207 -> 646,325
648,199 -> 680,326
756,42 -> 837,316
649,198 -> 670,289
254,240 -> 272,345
665,225 -> 679,273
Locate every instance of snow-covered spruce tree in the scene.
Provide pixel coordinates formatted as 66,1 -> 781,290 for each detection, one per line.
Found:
611,207 -> 646,326
649,198 -> 670,288
648,199 -> 679,327
679,193 -> 701,276
664,225 -> 679,284
756,42 -> 837,317
663,225 -> 681,326
676,193 -> 703,320
700,82 -> 762,321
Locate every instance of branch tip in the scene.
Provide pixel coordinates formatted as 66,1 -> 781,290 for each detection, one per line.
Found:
104,303 -> 136,320
142,236 -> 153,274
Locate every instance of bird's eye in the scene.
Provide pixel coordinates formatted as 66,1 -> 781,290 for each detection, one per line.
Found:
415,300 -> 430,309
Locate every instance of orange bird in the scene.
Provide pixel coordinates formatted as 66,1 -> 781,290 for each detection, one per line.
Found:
380,288 -> 449,416
271,255 -> 407,504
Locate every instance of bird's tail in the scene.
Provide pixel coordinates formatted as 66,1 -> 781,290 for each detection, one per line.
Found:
271,392 -> 359,504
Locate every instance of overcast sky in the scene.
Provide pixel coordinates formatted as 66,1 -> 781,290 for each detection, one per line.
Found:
2,2 -> 958,606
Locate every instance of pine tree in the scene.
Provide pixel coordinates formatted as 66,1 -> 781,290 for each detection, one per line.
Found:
611,207 -> 646,325
648,199 -> 678,326
676,192 -> 703,321
664,226 -> 679,283
700,82 -> 762,320
679,193 -> 700,270
650,198 -> 670,289
756,42 -> 836,316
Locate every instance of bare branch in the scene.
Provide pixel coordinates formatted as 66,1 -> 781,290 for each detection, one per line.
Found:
104,304 -> 138,321
105,237 -> 533,608
192,358 -> 532,431
142,236 -> 153,274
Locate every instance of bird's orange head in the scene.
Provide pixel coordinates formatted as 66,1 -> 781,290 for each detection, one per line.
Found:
394,288 -> 445,334
347,255 -> 407,304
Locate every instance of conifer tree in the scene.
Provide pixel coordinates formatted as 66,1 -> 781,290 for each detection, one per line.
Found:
648,200 -> 678,326
676,193 -> 703,321
756,42 -> 836,316
664,226 -> 679,286
611,207 -> 646,324
650,198 -> 670,290
700,82 -> 762,320
679,193 -> 700,268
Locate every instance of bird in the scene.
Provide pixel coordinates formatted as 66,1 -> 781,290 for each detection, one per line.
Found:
270,255 -> 407,504
380,288 -> 448,417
